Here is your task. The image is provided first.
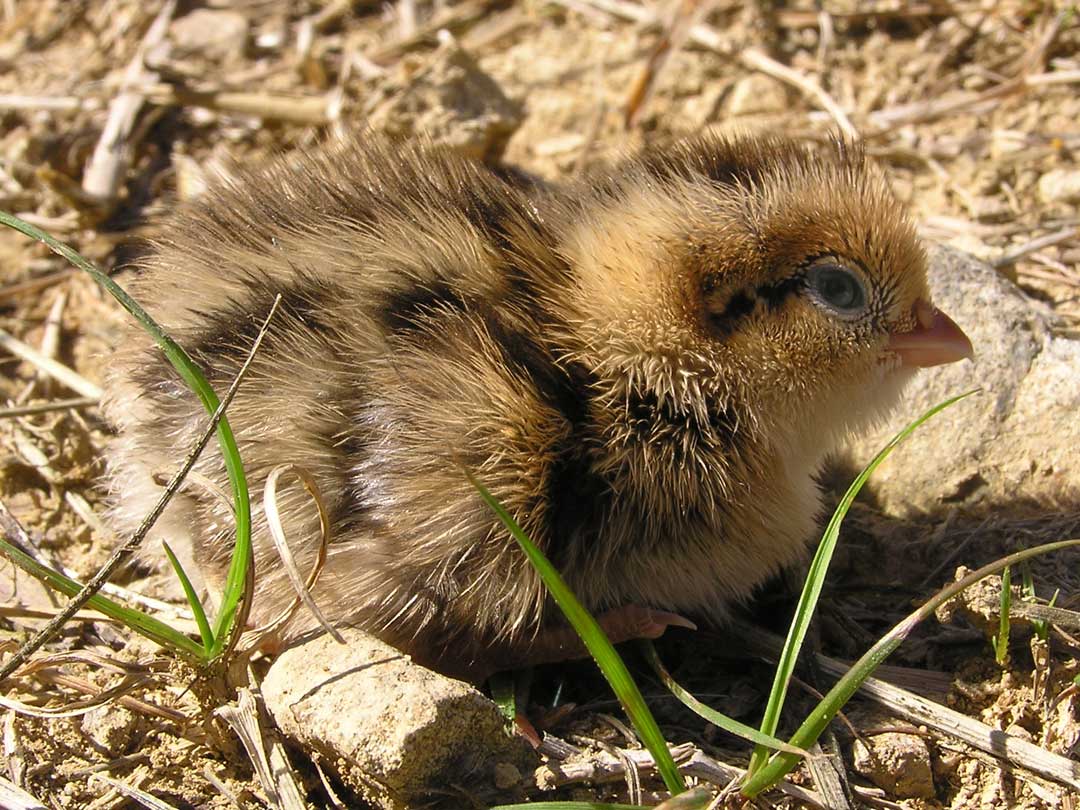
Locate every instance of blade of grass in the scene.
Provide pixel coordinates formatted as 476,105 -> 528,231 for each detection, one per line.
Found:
740,536 -> 1080,796
0,211 -> 259,668
639,641 -> 806,756
746,390 -> 975,776
467,471 -> 687,797
489,670 -> 518,724
0,535 -> 205,660
163,541 -> 214,653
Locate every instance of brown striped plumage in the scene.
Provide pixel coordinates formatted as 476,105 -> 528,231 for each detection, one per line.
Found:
103,134 -> 971,678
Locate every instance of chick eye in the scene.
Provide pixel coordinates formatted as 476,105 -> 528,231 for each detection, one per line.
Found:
807,264 -> 866,314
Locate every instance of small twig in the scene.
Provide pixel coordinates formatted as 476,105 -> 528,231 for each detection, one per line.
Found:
82,0 -> 177,203
0,328 -> 102,399
0,775 -> 46,810
623,0 -> 708,130
738,48 -> 857,138
739,624 -> 1080,794
0,398 -> 97,419
0,269 -> 76,303
19,291 -> 67,403
552,0 -> 858,137
215,687 -> 307,810
992,226 -> 1078,269
0,296 -> 280,683
7,425 -> 112,542
143,86 -> 340,125
0,95 -> 100,113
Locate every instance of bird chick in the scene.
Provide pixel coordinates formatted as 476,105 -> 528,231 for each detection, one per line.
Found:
103,134 -> 972,679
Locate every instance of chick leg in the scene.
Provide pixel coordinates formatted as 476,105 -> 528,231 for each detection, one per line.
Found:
504,605 -> 697,671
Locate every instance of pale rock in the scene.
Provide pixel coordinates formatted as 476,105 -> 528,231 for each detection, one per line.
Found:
725,74 -> 788,117
366,36 -> 522,163
262,628 -> 535,810
852,732 -> 936,799
169,10 -> 249,62
1038,168 -> 1080,205
843,244 -> 1080,514
80,704 -> 142,757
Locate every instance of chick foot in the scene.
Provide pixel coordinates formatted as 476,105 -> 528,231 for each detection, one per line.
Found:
504,605 -> 697,672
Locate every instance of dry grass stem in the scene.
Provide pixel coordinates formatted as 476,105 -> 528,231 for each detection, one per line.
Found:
0,270 -> 76,303
144,86 -> 341,125
35,669 -> 189,728
0,397 -> 98,419
81,0 -> 177,204
214,687 -> 307,810
0,95 -> 99,113
0,328 -> 102,399
90,773 -> 181,810
0,673 -> 150,719
0,775 -> 47,810
254,463 -> 342,645
992,226 -> 1078,269
817,653 -> 1080,793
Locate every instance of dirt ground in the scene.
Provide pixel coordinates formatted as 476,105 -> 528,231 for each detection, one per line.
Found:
0,1 -> 1079,808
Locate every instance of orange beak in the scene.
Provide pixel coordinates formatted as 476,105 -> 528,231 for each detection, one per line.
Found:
887,299 -> 974,368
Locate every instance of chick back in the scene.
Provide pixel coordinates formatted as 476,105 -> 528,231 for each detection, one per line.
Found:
104,140 -> 619,666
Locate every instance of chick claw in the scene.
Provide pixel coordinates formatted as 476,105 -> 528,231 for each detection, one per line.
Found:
513,605 -> 697,669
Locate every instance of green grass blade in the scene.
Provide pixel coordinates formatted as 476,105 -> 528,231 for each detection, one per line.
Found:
639,641 -> 806,756
741,535 -> 1080,797
0,210 -> 252,661
0,536 -> 205,659
489,670 -> 518,724
467,471 -> 687,796
746,390 -> 975,776
162,541 -> 215,652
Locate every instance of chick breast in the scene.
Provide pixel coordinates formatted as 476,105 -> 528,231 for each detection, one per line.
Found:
104,135 -> 916,674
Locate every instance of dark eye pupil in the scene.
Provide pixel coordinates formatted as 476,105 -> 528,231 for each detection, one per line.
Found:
811,266 -> 864,311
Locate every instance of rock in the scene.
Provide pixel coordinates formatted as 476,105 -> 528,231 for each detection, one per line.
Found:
261,628 -> 535,810
169,10 -> 249,63
852,732 -> 936,799
842,244 -> 1080,514
365,34 -> 522,163
1038,168 -> 1080,205
725,74 -> 788,117
80,705 -> 142,757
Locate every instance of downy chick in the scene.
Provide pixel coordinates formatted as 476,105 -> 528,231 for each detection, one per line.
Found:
104,135 -> 973,679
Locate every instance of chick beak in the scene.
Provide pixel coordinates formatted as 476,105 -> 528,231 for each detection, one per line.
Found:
887,299 -> 974,368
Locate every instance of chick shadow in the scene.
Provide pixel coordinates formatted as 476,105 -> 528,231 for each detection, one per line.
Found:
528,465 -> 1080,744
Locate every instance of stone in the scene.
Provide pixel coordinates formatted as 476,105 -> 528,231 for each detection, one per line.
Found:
852,732 -> 936,799
169,10 -> 249,63
1038,168 -> 1080,206
80,704 -> 142,757
365,34 -> 522,163
261,628 -> 535,810
725,74 -> 788,117
842,244 -> 1080,514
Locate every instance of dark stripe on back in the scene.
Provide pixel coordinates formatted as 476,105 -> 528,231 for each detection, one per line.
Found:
378,280 -> 468,333
128,272 -> 346,394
